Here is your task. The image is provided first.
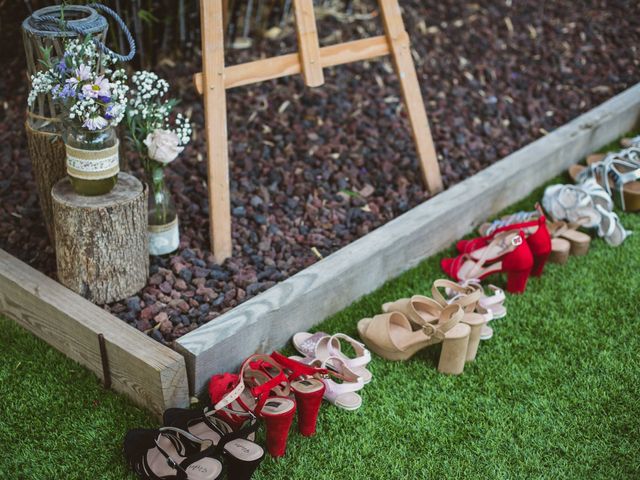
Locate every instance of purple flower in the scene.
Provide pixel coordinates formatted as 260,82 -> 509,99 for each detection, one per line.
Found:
56,59 -> 67,74
83,116 -> 109,131
82,75 -> 111,99
98,95 -> 111,103
57,83 -> 77,100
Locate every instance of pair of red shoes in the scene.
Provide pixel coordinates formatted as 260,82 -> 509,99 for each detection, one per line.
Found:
441,214 -> 552,294
208,352 -> 329,458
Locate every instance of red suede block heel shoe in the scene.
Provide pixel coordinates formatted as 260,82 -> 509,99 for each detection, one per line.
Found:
208,355 -> 297,458
270,352 -> 327,437
457,207 -> 552,277
442,231 -> 534,294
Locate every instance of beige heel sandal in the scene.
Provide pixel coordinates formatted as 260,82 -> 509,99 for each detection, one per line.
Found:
547,220 -> 591,256
382,289 -> 486,363
357,305 -> 470,375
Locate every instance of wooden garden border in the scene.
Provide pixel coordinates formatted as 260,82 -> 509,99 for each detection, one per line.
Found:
175,83 -> 640,394
0,249 -> 189,417
2,84 -> 639,409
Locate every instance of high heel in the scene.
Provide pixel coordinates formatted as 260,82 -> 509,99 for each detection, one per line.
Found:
162,407 -> 264,480
269,352 -> 327,437
506,268 -> 531,293
123,427 -> 223,480
458,208 -> 551,277
443,231 -> 534,294
357,305 -> 470,375
208,355 -> 297,458
439,334 -> 470,374
383,284 -> 486,363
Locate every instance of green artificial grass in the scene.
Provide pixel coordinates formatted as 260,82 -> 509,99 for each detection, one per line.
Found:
2,147 -> 640,479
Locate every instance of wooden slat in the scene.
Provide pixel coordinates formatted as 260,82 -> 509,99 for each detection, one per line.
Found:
200,0 -> 233,261
379,0 -> 443,194
176,82 -> 640,393
293,0 -> 324,87
0,249 -> 189,416
194,35 -> 391,93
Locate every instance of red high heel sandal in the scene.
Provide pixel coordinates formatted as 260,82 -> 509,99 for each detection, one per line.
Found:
441,231 -> 534,294
456,208 -> 552,277
269,352 -> 327,437
208,355 -> 297,458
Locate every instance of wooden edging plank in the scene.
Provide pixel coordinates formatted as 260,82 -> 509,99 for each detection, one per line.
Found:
0,249 -> 189,416
176,83 -> 640,394
194,36 -> 390,93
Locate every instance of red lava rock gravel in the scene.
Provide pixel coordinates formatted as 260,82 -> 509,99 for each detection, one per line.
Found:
0,1 -> 638,345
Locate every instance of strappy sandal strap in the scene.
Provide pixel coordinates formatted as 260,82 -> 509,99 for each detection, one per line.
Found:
459,232 -> 523,280
270,351 -> 329,382
151,428 -> 215,480
606,158 -> 640,210
431,279 -> 482,310
326,333 -> 371,369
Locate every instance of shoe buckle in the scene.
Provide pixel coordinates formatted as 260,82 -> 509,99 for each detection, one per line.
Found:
421,323 -> 436,337
511,235 -> 523,246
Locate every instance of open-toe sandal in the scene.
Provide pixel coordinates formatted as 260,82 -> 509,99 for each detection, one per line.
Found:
596,205 -> 632,246
542,184 -> 602,227
442,231 -> 534,294
358,305 -> 470,375
124,427 -> 222,480
292,332 -> 372,384
289,354 -> 365,411
208,355 -> 297,458
458,212 -> 551,277
162,408 -> 264,480
570,151 -> 640,211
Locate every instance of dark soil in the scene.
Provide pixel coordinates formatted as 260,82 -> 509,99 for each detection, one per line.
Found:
1,1 -> 638,345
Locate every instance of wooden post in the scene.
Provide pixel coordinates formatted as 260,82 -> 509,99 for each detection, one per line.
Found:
52,173 -> 149,304
200,0 -> 233,262
196,0 -> 443,260
293,0 -> 324,87
379,0 -> 443,194
24,123 -> 67,243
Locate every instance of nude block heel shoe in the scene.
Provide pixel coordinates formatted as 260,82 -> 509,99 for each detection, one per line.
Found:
464,322 -> 483,362
358,305 -> 471,374
438,333 -> 470,375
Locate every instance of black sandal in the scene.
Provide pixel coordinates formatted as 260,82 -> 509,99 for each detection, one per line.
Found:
124,427 -> 223,480
163,407 -> 264,480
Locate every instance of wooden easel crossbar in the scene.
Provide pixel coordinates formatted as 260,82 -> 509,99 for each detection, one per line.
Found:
196,0 -> 443,261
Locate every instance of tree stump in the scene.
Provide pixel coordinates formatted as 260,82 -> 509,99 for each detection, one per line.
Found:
25,122 -> 67,243
52,173 -> 149,304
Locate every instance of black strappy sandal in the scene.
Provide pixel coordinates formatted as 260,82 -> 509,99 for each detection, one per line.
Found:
123,427 -> 223,480
163,407 -> 264,480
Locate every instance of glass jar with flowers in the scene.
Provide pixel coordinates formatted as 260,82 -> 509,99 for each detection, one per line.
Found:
124,71 -> 192,256
28,37 -> 129,196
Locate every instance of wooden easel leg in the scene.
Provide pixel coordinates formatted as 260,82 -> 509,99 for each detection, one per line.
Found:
201,0 -> 233,261
379,0 -> 443,194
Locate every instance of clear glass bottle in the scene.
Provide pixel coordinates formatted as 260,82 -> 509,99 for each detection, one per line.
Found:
148,167 -> 180,256
63,124 -> 119,196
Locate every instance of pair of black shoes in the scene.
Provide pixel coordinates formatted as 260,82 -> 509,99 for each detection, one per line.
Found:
124,407 -> 265,480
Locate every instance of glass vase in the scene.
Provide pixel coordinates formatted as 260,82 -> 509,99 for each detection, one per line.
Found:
63,124 -> 119,196
148,167 -> 180,256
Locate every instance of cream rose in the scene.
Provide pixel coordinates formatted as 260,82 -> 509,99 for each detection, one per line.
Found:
144,129 -> 184,164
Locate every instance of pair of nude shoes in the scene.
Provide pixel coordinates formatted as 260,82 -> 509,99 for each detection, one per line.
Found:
357,280 -> 492,375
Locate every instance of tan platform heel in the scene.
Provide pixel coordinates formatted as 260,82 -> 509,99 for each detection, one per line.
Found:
357,305 -> 470,375
547,221 -> 591,256
383,289 -> 486,363
431,280 -> 488,362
